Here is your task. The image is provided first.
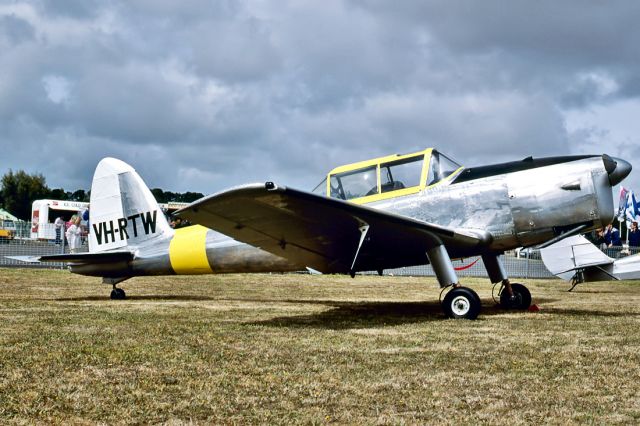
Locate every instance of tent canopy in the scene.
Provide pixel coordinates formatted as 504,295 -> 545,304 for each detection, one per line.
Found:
0,208 -> 19,221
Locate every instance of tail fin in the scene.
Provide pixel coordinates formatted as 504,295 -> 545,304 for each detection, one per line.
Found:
540,235 -> 613,280
89,158 -> 173,252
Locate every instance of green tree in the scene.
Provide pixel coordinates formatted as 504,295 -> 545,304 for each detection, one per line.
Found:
150,188 -> 167,203
1,170 -> 50,220
49,188 -> 69,200
71,189 -> 89,202
179,191 -> 204,203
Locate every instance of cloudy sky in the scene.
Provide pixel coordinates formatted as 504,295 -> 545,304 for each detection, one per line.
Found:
1,0 -> 640,197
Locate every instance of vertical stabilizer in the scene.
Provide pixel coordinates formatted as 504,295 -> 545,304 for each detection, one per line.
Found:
89,158 -> 173,252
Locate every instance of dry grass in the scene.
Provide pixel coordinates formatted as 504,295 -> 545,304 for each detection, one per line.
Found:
1,268 -> 640,424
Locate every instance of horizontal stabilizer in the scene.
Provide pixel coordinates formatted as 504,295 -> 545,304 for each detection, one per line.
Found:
5,256 -> 42,263
6,251 -> 134,264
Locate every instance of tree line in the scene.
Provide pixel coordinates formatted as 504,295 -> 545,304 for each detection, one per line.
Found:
0,170 -> 204,221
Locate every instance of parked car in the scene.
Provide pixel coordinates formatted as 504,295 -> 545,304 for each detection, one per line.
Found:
0,220 -> 16,243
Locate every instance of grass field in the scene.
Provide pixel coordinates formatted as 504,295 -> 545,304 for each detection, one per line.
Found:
1,268 -> 640,424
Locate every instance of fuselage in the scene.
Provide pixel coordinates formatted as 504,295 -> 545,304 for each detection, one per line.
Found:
71,225 -> 303,277
70,153 -> 630,277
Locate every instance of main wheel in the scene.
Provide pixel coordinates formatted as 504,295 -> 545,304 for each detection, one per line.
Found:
110,288 -> 126,300
499,283 -> 531,310
442,287 -> 481,320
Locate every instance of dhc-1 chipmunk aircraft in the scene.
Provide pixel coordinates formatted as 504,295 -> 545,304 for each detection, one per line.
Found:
16,148 -> 631,319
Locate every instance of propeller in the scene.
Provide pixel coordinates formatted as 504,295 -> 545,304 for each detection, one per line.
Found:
602,154 -> 632,186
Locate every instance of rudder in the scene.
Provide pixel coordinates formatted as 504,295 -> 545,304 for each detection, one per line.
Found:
89,158 -> 173,252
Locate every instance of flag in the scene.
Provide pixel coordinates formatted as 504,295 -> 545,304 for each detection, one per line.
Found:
624,190 -> 640,227
618,187 -> 629,221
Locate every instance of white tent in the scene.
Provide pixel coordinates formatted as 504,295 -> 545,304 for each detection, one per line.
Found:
0,208 -> 19,221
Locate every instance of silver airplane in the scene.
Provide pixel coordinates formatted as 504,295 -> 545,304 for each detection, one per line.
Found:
16,149 -> 631,319
541,234 -> 640,285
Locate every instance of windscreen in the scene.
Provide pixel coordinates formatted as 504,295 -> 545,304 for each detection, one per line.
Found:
427,151 -> 461,186
311,178 -> 327,196
330,166 -> 377,200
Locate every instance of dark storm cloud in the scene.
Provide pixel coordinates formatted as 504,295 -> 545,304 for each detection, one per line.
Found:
0,0 -> 639,194
356,1 -> 640,99
0,13 -> 35,45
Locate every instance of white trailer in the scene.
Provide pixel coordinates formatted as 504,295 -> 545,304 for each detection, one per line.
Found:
31,199 -> 89,240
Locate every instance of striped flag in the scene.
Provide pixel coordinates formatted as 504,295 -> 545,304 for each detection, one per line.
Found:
618,187 -> 629,221
623,190 -> 640,227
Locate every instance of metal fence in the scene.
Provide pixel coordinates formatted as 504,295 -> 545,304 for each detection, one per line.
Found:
0,222 -> 88,269
1,221 -> 637,279
368,245 -> 640,278
362,250 -> 556,279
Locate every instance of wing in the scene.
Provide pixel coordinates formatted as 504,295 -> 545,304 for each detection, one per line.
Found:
176,183 -> 491,274
540,235 -> 613,280
7,251 -> 134,264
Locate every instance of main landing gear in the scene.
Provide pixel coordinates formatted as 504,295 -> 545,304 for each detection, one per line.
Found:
483,254 -> 532,310
441,285 -> 481,320
498,282 -> 531,310
427,247 -> 533,319
427,245 -> 482,319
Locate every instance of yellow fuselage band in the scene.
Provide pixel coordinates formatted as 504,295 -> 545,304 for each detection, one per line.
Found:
169,225 -> 213,274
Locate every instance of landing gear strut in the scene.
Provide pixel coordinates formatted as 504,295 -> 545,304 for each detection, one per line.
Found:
427,245 -> 481,319
568,270 -> 584,292
483,254 -> 532,310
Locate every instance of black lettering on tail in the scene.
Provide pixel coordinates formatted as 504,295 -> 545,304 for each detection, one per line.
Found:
104,220 -> 115,244
140,210 -> 157,235
93,223 -> 104,245
127,214 -> 140,237
118,218 -> 129,241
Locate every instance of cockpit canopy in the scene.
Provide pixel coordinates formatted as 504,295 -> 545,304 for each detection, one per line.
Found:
312,148 -> 462,204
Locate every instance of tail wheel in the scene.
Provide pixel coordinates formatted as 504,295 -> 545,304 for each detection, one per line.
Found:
110,288 -> 126,300
442,287 -> 481,320
499,283 -> 531,310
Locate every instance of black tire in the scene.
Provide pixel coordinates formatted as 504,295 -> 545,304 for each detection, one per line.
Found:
110,288 -> 126,300
442,287 -> 481,320
466,287 -> 481,305
499,283 -> 531,310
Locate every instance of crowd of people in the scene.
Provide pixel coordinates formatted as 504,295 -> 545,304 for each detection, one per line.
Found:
591,221 -> 640,251
53,206 -> 90,251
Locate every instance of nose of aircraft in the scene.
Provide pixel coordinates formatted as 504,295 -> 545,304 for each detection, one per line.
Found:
603,154 -> 632,186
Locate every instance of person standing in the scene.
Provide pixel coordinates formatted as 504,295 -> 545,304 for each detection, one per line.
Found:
54,216 -> 64,245
65,215 -> 83,253
604,223 -> 622,247
629,221 -> 640,248
81,205 -> 90,229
